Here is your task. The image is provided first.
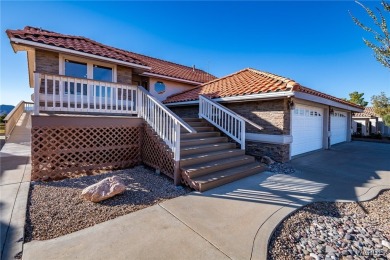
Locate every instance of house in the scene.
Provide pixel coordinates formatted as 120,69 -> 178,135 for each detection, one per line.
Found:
5,26 -> 363,192
352,107 -> 390,136
164,68 -> 363,161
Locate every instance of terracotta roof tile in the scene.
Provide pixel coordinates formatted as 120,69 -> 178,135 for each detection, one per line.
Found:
6,26 -> 216,83
353,107 -> 378,118
163,68 -> 363,110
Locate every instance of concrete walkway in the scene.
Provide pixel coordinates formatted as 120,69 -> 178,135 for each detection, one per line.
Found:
0,113 -> 31,260
22,142 -> 390,260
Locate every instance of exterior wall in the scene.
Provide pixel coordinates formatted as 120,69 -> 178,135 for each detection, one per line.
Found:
170,105 -> 199,118
246,142 -> 290,162
149,78 -> 196,102
35,49 -> 59,75
223,99 -> 290,135
117,65 -> 132,85
31,115 -> 143,181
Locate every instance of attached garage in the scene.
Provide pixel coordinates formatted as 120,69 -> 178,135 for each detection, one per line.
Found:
291,104 -> 324,156
330,111 -> 348,145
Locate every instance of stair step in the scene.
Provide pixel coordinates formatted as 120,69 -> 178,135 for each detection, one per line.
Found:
181,132 -> 220,140
186,121 -> 209,127
182,118 -> 203,122
180,149 -> 245,167
180,136 -> 228,147
193,162 -> 266,192
181,143 -> 236,156
181,126 -> 214,133
181,155 -> 255,178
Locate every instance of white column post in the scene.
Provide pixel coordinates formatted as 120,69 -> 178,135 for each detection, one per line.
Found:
241,120 -> 246,150
34,73 -> 40,115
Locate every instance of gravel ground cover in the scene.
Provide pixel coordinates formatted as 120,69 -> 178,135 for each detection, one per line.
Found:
268,190 -> 390,260
25,165 -> 190,241
268,162 -> 296,175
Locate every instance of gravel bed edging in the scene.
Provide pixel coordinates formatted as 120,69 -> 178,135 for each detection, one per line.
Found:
267,189 -> 390,260
251,186 -> 390,260
25,165 -> 190,242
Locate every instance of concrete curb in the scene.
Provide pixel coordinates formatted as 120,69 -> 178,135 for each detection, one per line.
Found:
252,185 -> 390,260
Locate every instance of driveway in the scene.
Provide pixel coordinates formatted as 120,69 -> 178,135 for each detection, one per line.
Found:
22,141 -> 390,260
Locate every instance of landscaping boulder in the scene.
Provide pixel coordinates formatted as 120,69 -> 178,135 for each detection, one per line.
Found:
81,176 -> 126,202
261,155 -> 275,165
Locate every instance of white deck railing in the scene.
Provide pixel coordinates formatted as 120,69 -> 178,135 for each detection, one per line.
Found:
138,87 -> 197,161
34,73 -> 138,115
199,95 -> 264,150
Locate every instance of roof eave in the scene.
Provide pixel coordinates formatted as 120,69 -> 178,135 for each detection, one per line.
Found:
165,91 -> 294,106
9,37 -> 152,71
141,72 -> 203,85
293,91 -> 363,112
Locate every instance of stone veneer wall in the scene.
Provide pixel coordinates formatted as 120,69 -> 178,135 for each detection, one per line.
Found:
36,50 -> 59,75
170,99 -> 291,162
117,65 -> 132,85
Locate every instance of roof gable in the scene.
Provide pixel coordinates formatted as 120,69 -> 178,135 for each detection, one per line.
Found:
6,26 -> 216,83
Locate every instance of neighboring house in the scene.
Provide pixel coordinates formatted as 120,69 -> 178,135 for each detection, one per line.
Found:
352,107 -> 390,136
164,68 -> 363,161
5,26 -> 363,191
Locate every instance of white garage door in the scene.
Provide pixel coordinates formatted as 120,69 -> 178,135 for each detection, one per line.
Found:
331,111 -> 347,145
291,105 -> 323,156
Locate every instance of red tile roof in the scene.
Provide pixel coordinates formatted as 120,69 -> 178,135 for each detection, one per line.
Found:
6,26 -> 216,83
163,68 -> 363,109
353,107 -> 378,118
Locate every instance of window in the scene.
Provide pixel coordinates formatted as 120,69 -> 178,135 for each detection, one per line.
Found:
93,65 -> 112,82
65,60 -> 87,78
154,81 -> 166,94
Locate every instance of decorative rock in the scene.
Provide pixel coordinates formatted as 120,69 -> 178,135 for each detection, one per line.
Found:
261,156 -> 275,165
382,240 -> 390,249
309,253 -> 319,260
81,176 -> 126,202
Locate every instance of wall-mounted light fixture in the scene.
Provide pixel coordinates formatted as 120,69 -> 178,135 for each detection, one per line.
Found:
288,99 -> 295,110
330,107 -> 334,115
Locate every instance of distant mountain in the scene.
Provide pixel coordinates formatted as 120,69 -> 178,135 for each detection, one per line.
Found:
0,105 -> 15,115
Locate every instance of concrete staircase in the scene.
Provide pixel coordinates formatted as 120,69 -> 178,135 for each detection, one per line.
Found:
180,118 -> 266,192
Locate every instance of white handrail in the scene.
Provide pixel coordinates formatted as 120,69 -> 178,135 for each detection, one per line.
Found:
34,73 -> 138,115
4,101 -> 34,139
138,86 -> 196,161
199,95 -> 263,150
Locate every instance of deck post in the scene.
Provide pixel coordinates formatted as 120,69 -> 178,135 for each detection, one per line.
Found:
34,73 -> 40,115
173,160 -> 181,186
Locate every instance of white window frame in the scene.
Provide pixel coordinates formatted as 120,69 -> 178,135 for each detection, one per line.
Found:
59,54 -> 117,82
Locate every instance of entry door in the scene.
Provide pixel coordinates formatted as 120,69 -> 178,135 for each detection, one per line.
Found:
291,105 -> 324,156
330,111 -> 347,145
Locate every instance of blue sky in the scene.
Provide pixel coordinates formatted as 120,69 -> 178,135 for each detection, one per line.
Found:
1,1 -> 389,106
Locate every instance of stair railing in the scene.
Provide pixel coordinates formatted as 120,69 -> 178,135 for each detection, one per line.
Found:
199,95 -> 263,150
137,87 -> 197,161
3,101 -> 34,140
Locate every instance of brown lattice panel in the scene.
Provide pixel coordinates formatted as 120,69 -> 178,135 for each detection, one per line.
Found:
31,126 -> 142,181
141,125 -> 175,179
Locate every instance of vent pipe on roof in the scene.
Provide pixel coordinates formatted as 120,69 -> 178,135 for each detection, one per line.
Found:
192,65 -> 195,72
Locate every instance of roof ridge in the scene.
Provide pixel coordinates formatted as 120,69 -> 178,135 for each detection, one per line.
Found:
247,68 -> 300,87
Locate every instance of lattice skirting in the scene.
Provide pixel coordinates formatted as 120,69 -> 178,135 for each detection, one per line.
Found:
141,125 -> 175,179
31,126 -> 142,181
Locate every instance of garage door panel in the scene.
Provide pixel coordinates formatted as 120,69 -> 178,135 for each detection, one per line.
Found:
291,105 -> 323,156
331,111 -> 347,145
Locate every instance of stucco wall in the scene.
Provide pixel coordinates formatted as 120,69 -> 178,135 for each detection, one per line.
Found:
149,78 -> 196,102
35,50 -> 59,75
